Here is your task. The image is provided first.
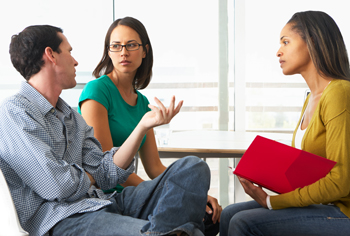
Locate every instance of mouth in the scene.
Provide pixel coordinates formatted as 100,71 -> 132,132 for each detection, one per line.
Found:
279,59 -> 285,67
120,60 -> 131,65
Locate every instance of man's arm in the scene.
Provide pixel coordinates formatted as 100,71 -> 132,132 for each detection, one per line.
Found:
112,96 -> 183,169
0,100 -> 91,202
82,96 -> 183,190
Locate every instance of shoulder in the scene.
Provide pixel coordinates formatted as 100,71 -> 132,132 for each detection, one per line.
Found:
0,94 -> 45,139
83,75 -> 112,92
136,90 -> 149,105
320,79 -> 350,119
136,90 -> 151,111
0,93 -> 40,119
322,79 -> 350,107
79,75 -> 113,106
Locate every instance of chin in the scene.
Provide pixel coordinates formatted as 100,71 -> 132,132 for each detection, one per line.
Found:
66,80 -> 77,89
282,69 -> 293,76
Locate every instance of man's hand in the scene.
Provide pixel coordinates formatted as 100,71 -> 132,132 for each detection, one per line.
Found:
238,176 -> 268,208
86,172 -> 96,187
206,195 -> 222,223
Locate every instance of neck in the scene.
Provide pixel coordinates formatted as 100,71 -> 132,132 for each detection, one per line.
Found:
108,71 -> 136,95
301,67 -> 332,96
28,72 -> 61,107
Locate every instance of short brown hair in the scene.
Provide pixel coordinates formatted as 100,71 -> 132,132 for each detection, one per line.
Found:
10,25 -> 63,80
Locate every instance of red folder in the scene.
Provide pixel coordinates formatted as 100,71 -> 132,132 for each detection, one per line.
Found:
233,135 -> 336,194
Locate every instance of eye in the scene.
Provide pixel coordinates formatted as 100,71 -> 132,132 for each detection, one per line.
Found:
283,40 -> 289,45
111,44 -> 121,49
127,43 -> 138,49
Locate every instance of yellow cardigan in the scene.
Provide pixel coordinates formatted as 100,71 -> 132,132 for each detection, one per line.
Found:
270,79 -> 350,218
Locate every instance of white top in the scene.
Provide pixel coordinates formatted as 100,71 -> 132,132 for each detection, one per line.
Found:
295,109 -> 307,149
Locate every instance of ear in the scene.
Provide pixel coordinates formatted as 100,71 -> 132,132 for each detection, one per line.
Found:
44,47 -> 56,64
143,44 -> 149,58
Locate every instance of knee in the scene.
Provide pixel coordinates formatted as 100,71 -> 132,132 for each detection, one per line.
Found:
183,156 -> 210,178
220,204 -> 246,232
221,208 -> 255,236
221,206 -> 232,224
173,156 -> 210,185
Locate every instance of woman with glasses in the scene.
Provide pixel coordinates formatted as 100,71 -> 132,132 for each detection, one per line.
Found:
78,16 -> 221,235
220,11 -> 350,236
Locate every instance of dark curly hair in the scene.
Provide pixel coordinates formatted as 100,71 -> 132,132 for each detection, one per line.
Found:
9,25 -> 63,80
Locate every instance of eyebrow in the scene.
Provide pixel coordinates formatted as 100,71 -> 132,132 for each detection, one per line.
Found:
111,40 -> 138,44
280,36 -> 286,41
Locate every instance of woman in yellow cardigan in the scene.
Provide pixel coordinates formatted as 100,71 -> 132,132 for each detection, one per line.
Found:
220,11 -> 350,236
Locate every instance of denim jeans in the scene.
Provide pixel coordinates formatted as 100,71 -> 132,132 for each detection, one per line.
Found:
220,200 -> 350,236
51,156 -> 210,236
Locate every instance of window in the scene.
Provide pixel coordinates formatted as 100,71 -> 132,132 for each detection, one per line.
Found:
113,0 -> 235,132
1,0 -> 349,205
0,0 -> 112,104
238,0 -> 350,132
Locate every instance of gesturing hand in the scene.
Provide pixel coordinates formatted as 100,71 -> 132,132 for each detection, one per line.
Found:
140,96 -> 183,130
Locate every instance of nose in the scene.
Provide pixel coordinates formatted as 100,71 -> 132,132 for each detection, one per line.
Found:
120,46 -> 129,56
73,57 -> 78,66
276,48 -> 282,57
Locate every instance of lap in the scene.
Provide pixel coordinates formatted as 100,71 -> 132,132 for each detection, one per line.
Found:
52,156 -> 208,236
51,203 -> 148,236
222,201 -> 350,236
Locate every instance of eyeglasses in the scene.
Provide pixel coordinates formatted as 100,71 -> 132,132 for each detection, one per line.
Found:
109,43 -> 143,52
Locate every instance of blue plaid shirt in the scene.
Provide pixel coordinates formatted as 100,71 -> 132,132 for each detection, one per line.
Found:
0,82 -> 134,236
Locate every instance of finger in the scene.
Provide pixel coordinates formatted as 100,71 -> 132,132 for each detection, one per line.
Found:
211,206 -> 219,223
153,97 -> 166,111
207,196 -> 219,223
206,205 -> 212,215
173,100 -> 184,116
217,206 -> 222,222
153,97 -> 167,118
169,95 -> 175,112
148,104 -> 159,111
166,96 -> 176,119
212,204 -> 223,223
239,178 -> 252,195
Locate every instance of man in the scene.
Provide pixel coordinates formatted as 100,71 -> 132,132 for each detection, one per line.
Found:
0,25 -> 210,236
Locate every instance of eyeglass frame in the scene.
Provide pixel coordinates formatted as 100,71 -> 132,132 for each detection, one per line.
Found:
109,43 -> 143,52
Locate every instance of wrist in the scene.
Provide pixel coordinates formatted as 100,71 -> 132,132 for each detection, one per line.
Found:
266,195 -> 273,210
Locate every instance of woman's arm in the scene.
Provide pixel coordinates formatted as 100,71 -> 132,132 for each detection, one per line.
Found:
80,99 -> 114,152
139,128 -> 167,179
82,96 -> 183,171
121,128 -> 166,187
80,99 -> 163,186
139,124 -> 223,223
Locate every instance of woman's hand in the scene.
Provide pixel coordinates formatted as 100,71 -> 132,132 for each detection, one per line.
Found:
140,96 -> 183,130
113,96 -> 182,169
206,195 -> 222,223
238,176 -> 268,208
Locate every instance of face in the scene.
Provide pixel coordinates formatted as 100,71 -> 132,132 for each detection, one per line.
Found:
53,32 -> 78,89
108,25 -> 146,77
276,23 -> 313,75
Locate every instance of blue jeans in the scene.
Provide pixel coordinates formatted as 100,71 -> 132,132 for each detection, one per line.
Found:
51,156 -> 210,236
220,200 -> 350,236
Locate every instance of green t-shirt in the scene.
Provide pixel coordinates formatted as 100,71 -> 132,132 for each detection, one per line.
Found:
78,75 -> 151,193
